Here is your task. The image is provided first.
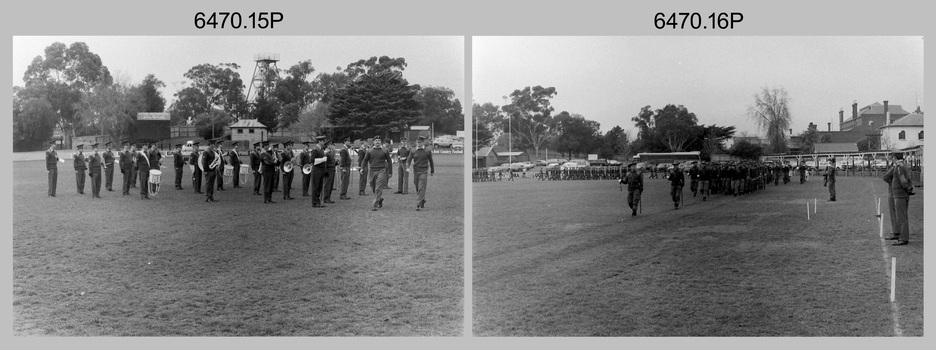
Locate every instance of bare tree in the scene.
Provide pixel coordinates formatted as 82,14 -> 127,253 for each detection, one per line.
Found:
747,87 -> 792,154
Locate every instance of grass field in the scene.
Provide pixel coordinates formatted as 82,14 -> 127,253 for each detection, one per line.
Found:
473,175 -> 923,336
13,155 -> 463,336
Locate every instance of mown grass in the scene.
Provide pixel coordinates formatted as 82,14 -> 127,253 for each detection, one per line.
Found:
473,175 -> 923,336
13,155 -> 464,336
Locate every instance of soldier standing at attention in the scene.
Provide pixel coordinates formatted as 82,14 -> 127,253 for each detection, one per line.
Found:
102,142 -> 115,191
798,161 -> 808,184
883,151 -> 913,246
230,141 -> 243,188
280,141 -> 295,200
137,143 -> 151,200
362,136 -> 393,211
357,139 -> 371,196
46,140 -> 60,197
826,158 -> 837,201
120,142 -> 133,195
87,143 -> 104,198
668,161 -> 684,209
201,140 -> 218,202
215,142 -> 227,192
323,140 -> 337,204
190,142 -> 203,194
309,136 -> 328,207
250,142 -> 263,195
395,137 -> 410,194
299,141 -> 313,197
260,141 -> 279,203
620,162 -> 643,217
339,138 -> 353,200
173,143 -> 186,190
406,136 -> 434,211
73,144 -> 87,195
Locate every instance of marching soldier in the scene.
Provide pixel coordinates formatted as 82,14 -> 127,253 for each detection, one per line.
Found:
688,161 -> 701,197
339,138 -> 353,200
300,141 -> 313,197
668,161 -> 684,209
73,144 -> 87,195
230,142 -> 243,188
395,137 -> 410,194
826,158 -> 837,201
357,139 -> 371,196
323,141 -> 337,204
310,136 -> 328,207
120,142 -> 133,195
698,162 -> 711,201
102,142 -> 115,191
620,162 -> 643,217
201,140 -> 219,202
173,144 -> 186,190
362,135 -> 393,211
87,143 -> 104,198
46,140 -> 60,197
281,141 -> 296,200
190,142 -> 203,194
137,143 -> 151,200
260,141 -> 279,203
406,136 -> 434,211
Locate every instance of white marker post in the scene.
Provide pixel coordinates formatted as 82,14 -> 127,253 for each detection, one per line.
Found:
814,198 -> 817,213
807,202 -> 810,220
879,214 -> 884,238
890,257 -> 897,302
878,197 -> 882,216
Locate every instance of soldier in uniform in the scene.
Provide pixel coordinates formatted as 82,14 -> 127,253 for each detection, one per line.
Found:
620,162 -> 643,217
272,143 -> 281,193
173,143 -> 186,190
201,140 -> 219,202
46,140 -> 60,197
668,161 -> 684,209
102,142 -> 115,191
215,142 -> 227,192
688,162 -> 701,197
357,139 -> 371,196
260,141 -> 279,203
699,162 -> 711,201
299,141 -> 312,196
395,137 -> 410,194
190,142 -> 203,194
281,141 -> 296,200
883,151 -> 913,245
73,144 -> 87,194
339,138 -> 353,200
250,142 -> 263,195
230,141 -> 243,188
406,136 -> 434,211
826,158 -> 837,201
322,141 -> 337,203
87,143 -> 104,198
798,161 -> 808,184
137,143 -> 151,200
309,136 -> 328,207
362,136 -> 393,211
120,142 -> 134,195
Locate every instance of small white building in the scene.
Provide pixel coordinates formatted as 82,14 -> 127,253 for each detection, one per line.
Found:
879,113 -> 923,150
229,119 -> 269,145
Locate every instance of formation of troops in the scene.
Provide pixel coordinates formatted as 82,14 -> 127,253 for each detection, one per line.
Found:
45,135 -> 436,211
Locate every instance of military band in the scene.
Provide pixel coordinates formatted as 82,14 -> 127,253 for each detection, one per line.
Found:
260,141 -> 279,204
229,142 -> 243,188
137,143 -> 151,200
281,141 -> 296,200
250,142 -> 263,195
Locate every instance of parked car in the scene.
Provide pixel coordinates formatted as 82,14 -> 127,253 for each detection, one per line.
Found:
607,160 -> 622,166
432,135 -> 455,148
452,140 -> 464,150
545,158 -> 568,165
561,159 -> 589,169
520,161 -> 536,170
534,159 -> 548,166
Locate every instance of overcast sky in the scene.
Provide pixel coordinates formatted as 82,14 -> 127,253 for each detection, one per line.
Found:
12,36 -> 464,108
473,36 -> 924,138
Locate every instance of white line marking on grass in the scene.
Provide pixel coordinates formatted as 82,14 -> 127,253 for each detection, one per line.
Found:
814,198 -> 817,213
890,257 -> 896,302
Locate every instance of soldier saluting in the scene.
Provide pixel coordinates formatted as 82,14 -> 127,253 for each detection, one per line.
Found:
46,140 -> 60,197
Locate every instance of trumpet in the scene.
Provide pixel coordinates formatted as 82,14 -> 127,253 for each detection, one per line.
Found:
209,152 -> 221,170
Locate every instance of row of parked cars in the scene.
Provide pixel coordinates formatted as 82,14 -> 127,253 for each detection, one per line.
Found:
487,158 -> 625,172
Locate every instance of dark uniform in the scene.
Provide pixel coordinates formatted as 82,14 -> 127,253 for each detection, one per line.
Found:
339,139 -> 352,199
190,144 -> 203,193
299,143 -> 312,196
362,137 -> 393,211
668,164 -> 685,209
73,146 -> 87,194
201,143 -> 218,202
826,159 -> 837,201
395,140 -> 410,194
621,164 -> 643,216
87,144 -> 103,198
173,145 -> 186,190
260,142 -> 278,203
323,143 -> 336,203
405,137 -> 434,210
102,143 -> 115,191
137,145 -> 151,199
883,153 -> 912,245
310,137 -> 328,207
357,143 -> 370,196
229,144 -> 243,188
46,141 -> 59,197
250,143 -> 263,195
281,142 -> 295,200
215,144 -> 226,191
120,143 -> 134,195
688,163 -> 700,197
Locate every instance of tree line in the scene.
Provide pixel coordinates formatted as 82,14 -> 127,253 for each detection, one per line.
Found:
13,42 -> 464,151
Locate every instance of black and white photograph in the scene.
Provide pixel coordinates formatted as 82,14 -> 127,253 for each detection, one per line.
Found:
471,36 -> 924,336
11,36 -> 465,336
